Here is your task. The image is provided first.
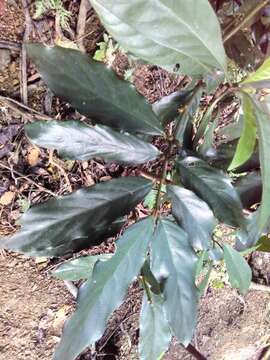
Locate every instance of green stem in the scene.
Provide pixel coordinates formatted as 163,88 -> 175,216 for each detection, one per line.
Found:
223,0 -> 269,43
153,157 -> 169,223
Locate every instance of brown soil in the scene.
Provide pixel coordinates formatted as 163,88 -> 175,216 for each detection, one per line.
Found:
0,252 -> 74,360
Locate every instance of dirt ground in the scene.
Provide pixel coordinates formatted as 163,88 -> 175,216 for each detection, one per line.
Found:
1,1 -> 270,360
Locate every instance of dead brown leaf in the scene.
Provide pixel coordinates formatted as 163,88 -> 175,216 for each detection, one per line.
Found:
27,146 -> 40,167
0,191 -> 15,206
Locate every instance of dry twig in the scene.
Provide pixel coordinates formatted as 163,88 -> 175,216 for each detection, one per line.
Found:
21,0 -> 32,105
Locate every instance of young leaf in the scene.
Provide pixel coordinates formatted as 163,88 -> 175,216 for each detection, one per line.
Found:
27,44 -> 163,136
177,156 -> 245,228
139,293 -> 171,360
51,254 -> 112,281
25,121 -> 160,165
152,90 -> 193,125
175,85 -> 203,147
151,219 -> 199,346
228,94 -> 257,171
1,177 -> 152,257
90,0 -> 227,75
223,243 -> 252,295
53,217 -> 154,360
167,185 -> 217,250
253,100 -> 270,231
241,57 -> 270,85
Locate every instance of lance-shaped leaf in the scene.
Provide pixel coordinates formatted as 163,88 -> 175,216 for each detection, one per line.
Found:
177,156 -> 245,228
51,254 -> 112,281
90,0 -> 227,75
168,185 -> 217,250
27,44 -> 163,136
151,219 -> 199,346
223,243 -> 252,295
241,57 -> 270,85
53,217 -> 154,360
252,99 -> 270,231
1,177 -> 152,257
139,293 -> 171,360
152,90 -> 193,125
228,94 -> 257,171
25,121 -> 160,165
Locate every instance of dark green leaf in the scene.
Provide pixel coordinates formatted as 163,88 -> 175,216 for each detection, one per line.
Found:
25,121 -> 160,165
168,185 -> 217,250
51,254 -> 112,281
53,217 -> 154,360
151,219 -> 199,346
223,243 -> 252,295
139,293 -> 171,360
152,90 -> 193,125
90,0 -> 227,75
234,172 -> 262,209
2,177 -> 152,257
27,44 -> 163,136
228,94 -> 257,170
177,156 -> 245,228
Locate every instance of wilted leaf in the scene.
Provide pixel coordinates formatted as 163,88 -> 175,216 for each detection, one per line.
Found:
1,177 -> 152,256
27,44 -> 163,136
139,293 -> 171,360
53,217 -> 154,360
26,121 -> 160,165
228,94 -> 257,170
51,254 -> 112,281
223,243 -> 252,294
151,219 -> 199,346
177,156 -> 245,228
168,185 -> 217,250
90,0 -> 227,75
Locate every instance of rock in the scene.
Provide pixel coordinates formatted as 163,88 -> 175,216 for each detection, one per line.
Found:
0,49 -> 11,71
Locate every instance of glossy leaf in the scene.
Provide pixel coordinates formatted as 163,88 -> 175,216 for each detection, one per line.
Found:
53,217 -> 154,360
139,293 -> 171,360
27,44 -> 163,136
1,177 -> 152,257
51,254 -> 112,281
241,57 -> 270,85
177,156 -> 245,228
228,94 -> 257,170
168,185 -> 217,250
90,0 -> 227,75
223,243 -> 252,295
253,100 -> 270,231
25,121 -> 160,165
151,219 -> 199,346
152,90 -> 193,125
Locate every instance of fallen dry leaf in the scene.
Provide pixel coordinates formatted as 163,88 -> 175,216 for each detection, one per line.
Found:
27,146 -> 40,167
0,191 -> 15,206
